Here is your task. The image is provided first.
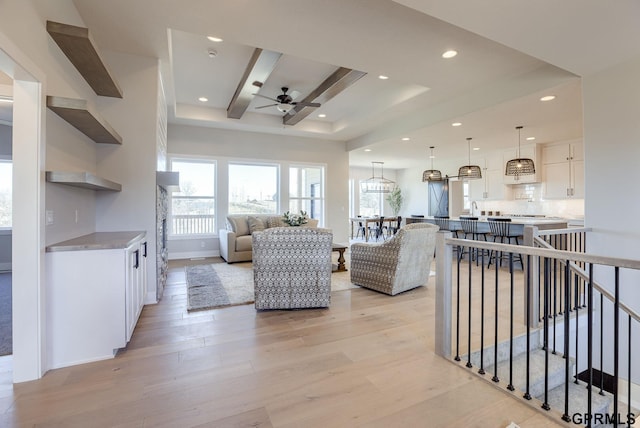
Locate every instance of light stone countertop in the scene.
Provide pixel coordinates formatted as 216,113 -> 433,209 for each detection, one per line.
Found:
46,231 -> 146,252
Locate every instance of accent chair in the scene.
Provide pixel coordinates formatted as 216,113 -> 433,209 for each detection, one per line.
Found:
252,227 -> 333,309
350,222 -> 438,295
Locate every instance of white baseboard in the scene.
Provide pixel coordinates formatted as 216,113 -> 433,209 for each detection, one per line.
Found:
168,250 -> 220,260
0,262 -> 11,272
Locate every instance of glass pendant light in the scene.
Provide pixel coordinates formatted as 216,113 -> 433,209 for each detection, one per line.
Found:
458,137 -> 482,180
505,125 -> 535,178
422,146 -> 443,182
361,161 -> 397,193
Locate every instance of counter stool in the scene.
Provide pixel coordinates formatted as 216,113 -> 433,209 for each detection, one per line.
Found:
487,218 -> 523,269
458,216 -> 490,265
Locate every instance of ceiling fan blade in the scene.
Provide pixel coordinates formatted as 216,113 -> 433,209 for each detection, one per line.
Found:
293,101 -> 321,108
252,93 -> 278,102
256,104 -> 278,109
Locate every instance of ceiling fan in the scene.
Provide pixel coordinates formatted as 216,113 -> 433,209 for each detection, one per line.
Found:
253,86 -> 321,114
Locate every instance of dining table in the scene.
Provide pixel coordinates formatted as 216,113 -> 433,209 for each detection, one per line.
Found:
350,216 -> 398,242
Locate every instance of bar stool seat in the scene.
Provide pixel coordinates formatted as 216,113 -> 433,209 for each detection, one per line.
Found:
487,218 -> 523,269
458,216 -> 490,264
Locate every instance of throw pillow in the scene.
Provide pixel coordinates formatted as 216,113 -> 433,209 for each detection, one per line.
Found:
266,216 -> 288,228
247,216 -> 266,234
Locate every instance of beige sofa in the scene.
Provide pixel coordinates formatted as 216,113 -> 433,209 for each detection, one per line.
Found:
219,214 -> 319,263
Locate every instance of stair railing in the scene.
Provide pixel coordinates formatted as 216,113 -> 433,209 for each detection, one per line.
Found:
435,229 -> 640,426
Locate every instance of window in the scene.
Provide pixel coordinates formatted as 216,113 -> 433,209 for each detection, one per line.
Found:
358,181 -> 383,217
289,165 -> 324,223
228,163 -> 278,214
169,158 -> 216,236
0,160 -> 11,228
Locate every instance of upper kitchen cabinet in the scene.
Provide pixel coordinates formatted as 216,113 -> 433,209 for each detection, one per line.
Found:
502,144 -> 542,184
469,156 -> 512,201
542,140 -> 584,199
47,21 -> 123,98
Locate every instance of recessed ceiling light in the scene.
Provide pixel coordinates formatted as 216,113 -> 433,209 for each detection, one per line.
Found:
526,136 -> 536,141
364,149 -> 372,152
473,147 -> 480,151
318,113 -> 326,118
401,137 -> 410,141
442,50 -> 458,59
378,75 -> 389,80
207,36 -> 223,42
452,122 -> 462,127
198,97 -> 208,102
540,95 -> 556,101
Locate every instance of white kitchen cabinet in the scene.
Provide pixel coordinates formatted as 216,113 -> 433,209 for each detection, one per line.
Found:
469,156 -> 512,200
502,144 -> 542,184
46,231 -> 146,369
542,141 -> 584,199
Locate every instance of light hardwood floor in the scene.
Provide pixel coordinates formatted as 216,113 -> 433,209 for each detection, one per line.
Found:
0,257 -> 563,427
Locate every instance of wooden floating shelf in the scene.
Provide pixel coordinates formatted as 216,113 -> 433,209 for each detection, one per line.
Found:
46,171 -> 122,192
46,20 -> 123,98
47,96 -> 122,145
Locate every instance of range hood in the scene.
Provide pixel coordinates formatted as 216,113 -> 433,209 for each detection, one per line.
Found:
156,171 -> 180,191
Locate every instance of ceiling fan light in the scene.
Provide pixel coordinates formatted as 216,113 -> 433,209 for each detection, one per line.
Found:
276,103 -> 294,113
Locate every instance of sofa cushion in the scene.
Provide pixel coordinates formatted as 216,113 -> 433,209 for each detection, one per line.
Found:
226,215 -> 250,236
235,235 -> 253,252
247,215 -> 267,234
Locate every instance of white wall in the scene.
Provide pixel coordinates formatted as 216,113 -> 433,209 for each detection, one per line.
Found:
94,52 -> 160,303
583,55 -> 640,383
168,124 -> 350,255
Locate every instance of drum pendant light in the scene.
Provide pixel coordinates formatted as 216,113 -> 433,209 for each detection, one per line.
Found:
458,137 -> 482,180
422,146 -> 443,182
505,125 -> 535,179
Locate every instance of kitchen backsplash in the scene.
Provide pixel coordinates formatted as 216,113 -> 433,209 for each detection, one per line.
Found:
475,183 -> 584,219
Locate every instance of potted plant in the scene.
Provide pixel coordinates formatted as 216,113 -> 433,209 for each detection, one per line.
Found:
386,187 -> 403,216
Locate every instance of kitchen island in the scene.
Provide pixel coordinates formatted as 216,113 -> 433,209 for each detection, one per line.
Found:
405,216 -> 568,235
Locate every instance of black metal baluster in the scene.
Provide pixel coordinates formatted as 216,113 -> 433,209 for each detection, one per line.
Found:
587,263 -> 594,426
628,314 -> 632,428
466,249 -> 473,368
553,258 -> 558,354
523,254 -> 532,400
507,252 -> 514,391
599,293 -> 605,395
455,251 -> 461,362
542,257 -> 551,411
574,271 -> 580,384
479,250 -> 486,375
492,255 -> 499,383
562,258 -> 571,422
614,267 -> 620,423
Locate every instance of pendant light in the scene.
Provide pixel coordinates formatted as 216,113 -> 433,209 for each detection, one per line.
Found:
458,137 -> 482,180
505,125 -> 535,178
361,161 -> 397,193
422,146 -> 443,182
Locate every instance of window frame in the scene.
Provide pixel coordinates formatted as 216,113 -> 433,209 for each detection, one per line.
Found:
289,163 -> 326,226
168,156 -> 217,239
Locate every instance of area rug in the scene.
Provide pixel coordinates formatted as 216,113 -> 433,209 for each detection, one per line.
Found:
185,262 -> 357,311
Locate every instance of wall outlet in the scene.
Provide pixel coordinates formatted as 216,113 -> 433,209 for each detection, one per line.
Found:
45,210 -> 54,225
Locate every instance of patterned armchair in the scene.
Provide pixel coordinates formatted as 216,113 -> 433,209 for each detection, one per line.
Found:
252,227 -> 333,309
350,222 -> 439,295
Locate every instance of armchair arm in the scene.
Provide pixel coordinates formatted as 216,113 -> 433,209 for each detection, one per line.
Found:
218,228 -> 237,262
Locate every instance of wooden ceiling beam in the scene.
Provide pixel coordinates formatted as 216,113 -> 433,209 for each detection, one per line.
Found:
283,67 -> 366,126
227,48 -> 282,119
